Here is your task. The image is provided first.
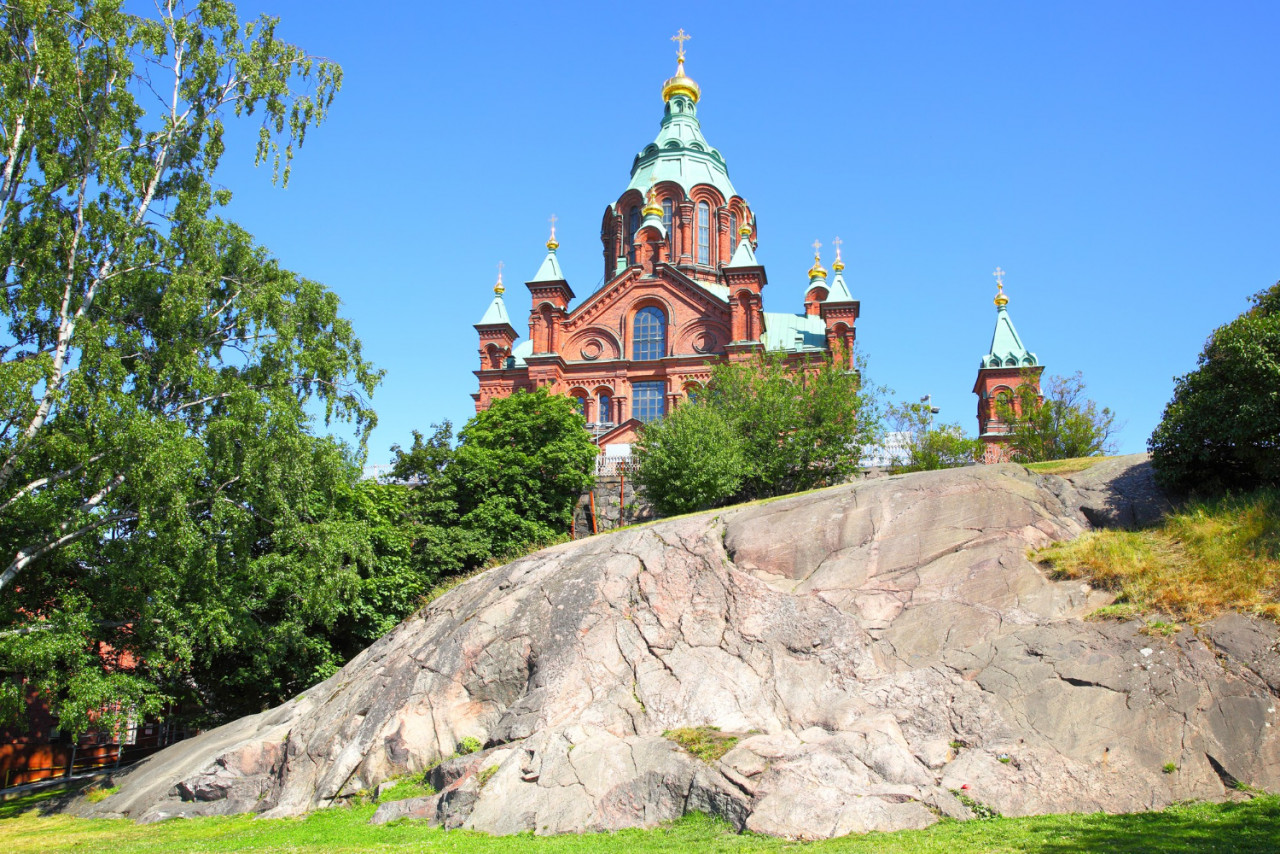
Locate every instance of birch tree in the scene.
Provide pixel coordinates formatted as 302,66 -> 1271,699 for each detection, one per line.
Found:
0,1 -> 378,732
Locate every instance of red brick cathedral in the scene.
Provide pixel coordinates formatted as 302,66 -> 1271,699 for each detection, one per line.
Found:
472,36 -> 859,449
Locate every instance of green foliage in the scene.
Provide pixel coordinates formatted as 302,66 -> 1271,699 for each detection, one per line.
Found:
995,372 -> 1118,462
392,389 -> 596,573
373,776 -> 434,804
885,402 -> 982,472
633,403 -> 745,516
637,352 -> 882,512
452,388 -> 596,558
1149,282 -> 1280,495
708,352 -> 883,501
457,736 -> 483,755
0,2 -> 388,732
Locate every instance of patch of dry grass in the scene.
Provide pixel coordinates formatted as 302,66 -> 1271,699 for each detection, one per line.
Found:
1038,490 -> 1280,621
663,727 -> 740,763
1023,456 -> 1121,476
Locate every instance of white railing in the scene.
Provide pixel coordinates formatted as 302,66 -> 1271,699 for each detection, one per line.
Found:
595,455 -> 638,477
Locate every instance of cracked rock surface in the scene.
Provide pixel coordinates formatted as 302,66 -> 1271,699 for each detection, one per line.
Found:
72,457 -> 1280,838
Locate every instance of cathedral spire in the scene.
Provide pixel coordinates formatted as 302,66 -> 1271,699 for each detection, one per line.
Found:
982,268 -> 1037,367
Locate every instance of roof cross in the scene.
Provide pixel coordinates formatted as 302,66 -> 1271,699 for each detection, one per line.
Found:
494,261 -> 505,295
671,29 -> 691,62
548,214 -> 557,242
992,266 -> 1005,287
811,239 -> 822,258
832,236 -> 843,262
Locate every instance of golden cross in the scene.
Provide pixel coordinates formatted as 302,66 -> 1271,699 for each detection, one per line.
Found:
548,214 -> 557,241
992,266 -> 1005,287
671,29 -> 691,62
832,236 -> 843,262
497,260 -> 504,282
811,239 -> 822,258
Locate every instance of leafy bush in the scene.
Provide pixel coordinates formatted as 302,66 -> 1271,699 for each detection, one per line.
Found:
632,404 -> 745,516
636,351 -> 882,512
885,402 -> 982,471
1149,282 -> 1280,494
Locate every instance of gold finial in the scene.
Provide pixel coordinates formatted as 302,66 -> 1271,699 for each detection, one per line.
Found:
662,29 -> 701,103
494,261 -> 505,295
642,185 -> 663,217
832,236 -> 845,272
992,267 -> 1008,307
738,221 -> 752,237
546,214 -> 559,251
808,239 -> 827,281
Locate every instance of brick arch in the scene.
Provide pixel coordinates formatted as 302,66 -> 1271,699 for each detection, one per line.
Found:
563,326 -> 621,362
674,320 -> 730,356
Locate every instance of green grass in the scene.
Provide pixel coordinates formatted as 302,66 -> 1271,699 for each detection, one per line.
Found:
372,776 -> 434,804
664,726 -> 740,763
1038,489 -> 1280,622
3,795 -> 1280,852
1023,456 -> 1120,476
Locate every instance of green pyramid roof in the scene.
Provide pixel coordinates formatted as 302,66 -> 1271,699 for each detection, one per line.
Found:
824,271 -> 853,303
726,234 -> 758,267
530,248 -> 566,283
476,294 -> 511,326
624,93 -> 737,203
982,304 -> 1038,368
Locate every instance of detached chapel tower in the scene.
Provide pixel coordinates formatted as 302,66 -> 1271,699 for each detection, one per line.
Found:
972,269 -> 1043,463
472,33 -> 858,449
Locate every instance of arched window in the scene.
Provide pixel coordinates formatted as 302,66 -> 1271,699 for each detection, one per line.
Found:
598,392 -> 613,424
696,202 -> 710,265
574,395 -> 588,417
627,207 -> 640,265
662,199 -> 673,252
633,306 -> 666,361
729,213 -> 737,253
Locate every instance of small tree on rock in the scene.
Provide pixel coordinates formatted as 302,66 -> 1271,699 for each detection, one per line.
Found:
994,372 -> 1118,462
885,402 -> 983,472
633,403 -> 745,516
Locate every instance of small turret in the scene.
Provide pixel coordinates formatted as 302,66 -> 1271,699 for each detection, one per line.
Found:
972,267 -> 1045,460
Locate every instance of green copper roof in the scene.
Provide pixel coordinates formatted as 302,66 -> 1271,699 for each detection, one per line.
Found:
530,248 -> 566,283
623,94 -> 738,202
982,304 -> 1038,369
824,271 -> 853,303
509,339 -> 532,368
726,234 -> 758,267
477,294 -> 511,326
761,312 -> 827,352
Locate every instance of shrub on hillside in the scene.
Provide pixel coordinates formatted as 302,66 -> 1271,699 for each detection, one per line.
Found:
1149,282 -> 1280,494
635,351 -> 883,512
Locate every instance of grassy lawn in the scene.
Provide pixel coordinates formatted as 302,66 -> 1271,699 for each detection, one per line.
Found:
3,789 -> 1279,853
1039,488 -> 1280,622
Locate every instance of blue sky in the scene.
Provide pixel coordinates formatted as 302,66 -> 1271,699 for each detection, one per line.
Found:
210,1 -> 1280,461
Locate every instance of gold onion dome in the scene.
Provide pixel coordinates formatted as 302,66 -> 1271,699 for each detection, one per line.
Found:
992,267 -> 1008,306
662,57 -> 701,103
832,248 -> 845,273
642,186 -> 663,218
808,240 -> 827,281
739,223 -> 752,237
493,267 -> 505,296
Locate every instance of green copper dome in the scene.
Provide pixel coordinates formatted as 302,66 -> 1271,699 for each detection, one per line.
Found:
623,93 -> 738,203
